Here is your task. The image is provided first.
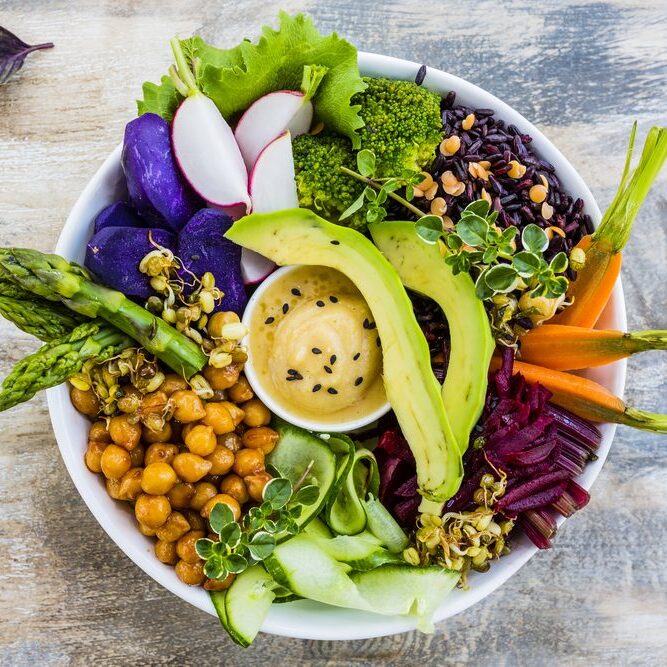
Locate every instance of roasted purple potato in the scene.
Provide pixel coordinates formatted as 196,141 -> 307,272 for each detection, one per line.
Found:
122,114 -> 200,231
93,202 -> 145,234
177,209 -> 247,314
85,226 -> 176,300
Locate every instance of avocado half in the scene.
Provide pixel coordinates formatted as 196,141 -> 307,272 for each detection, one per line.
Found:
226,208 -> 462,502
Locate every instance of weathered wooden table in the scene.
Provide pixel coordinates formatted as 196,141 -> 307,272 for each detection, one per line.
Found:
1,1 -> 666,664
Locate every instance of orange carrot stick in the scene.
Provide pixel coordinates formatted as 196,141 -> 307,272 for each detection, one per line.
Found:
553,124 -> 667,327
489,356 -> 667,433
519,324 -> 667,370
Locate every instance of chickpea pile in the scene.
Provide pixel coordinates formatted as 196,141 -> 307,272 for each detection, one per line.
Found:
73,318 -> 279,590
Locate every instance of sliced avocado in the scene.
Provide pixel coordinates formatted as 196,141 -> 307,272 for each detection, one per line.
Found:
370,221 -> 494,454
226,209 -> 462,502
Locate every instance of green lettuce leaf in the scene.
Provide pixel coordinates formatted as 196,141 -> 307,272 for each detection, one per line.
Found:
136,12 -> 366,147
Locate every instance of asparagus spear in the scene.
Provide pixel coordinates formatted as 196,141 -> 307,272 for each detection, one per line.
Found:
0,248 -> 208,378
0,321 -> 133,411
0,279 -> 85,341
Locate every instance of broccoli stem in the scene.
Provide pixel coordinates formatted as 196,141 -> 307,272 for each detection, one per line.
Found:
339,166 -> 426,219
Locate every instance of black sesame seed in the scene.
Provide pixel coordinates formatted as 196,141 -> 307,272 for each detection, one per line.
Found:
324,365 -> 333,374
353,352 -> 361,361
376,336 -> 381,347
329,295 -> 338,303
287,369 -> 298,375
368,321 -> 376,330
312,384 -> 322,392
355,376 -> 363,386
330,240 -> 340,245
282,303 -> 289,314
327,387 -> 338,395
415,64 -> 427,86
286,376 -> 297,381
264,316 -> 275,325
316,300 -> 325,307
330,354 -> 337,365
291,287 -> 301,296
312,347 -> 322,355
363,318 -> 370,329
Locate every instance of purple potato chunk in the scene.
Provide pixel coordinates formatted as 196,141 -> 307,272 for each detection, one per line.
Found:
177,209 -> 247,315
122,113 -> 200,231
85,226 -> 176,300
93,202 -> 145,234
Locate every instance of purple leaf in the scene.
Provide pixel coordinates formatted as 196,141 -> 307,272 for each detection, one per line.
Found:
0,26 -> 53,85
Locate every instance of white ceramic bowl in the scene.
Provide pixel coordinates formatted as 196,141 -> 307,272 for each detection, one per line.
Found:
47,52 -> 626,641
241,265 -> 392,432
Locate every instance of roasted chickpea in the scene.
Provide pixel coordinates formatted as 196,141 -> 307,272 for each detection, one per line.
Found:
201,403 -> 235,435
141,462 -> 178,495
144,443 -> 179,466
189,482 -> 218,511
221,401 -> 245,427
155,539 -> 178,565
184,424 -> 217,456
118,467 -> 144,501
129,443 -> 145,468
204,573 -> 235,591
137,522 -> 157,537
89,420 -> 111,443
182,509 -> 206,532
161,374 -> 189,396
242,426 -> 279,454
203,364 -> 241,391
232,448 -> 265,478
84,441 -> 108,473
201,493 -> 241,521
134,494 -> 171,528
175,559 -> 206,586
117,386 -> 142,413
142,421 -> 172,444
108,414 -> 142,451
217,432 -> 242,453
70,386 -> 100,417
241,399 -> 271,427
219,474 -> 249,504
244,471 -> 273,503
105,477 -> 124,500
167,482 -> 195,509
207,311 -> 240,338
227,376 -> 254,403
176,530 -> 205,564
205,445 -> 235,476
140,391 -> 168,416
100,444 -> 131,480
171,390 -> 206,423
173,452 -> 212,483
155,511 -> 191,542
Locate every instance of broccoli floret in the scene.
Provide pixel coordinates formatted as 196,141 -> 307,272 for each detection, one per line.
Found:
292,77 -> 443,229
292,133 -> 366,230
354,77 -> 443,177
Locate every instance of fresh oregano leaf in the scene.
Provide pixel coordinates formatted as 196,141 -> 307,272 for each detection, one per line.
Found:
357,149 -> 376,178
247,531 -> 276,561
293,484 -> 320,506
209,501 -> 235,534
456,215 -> 490,247
484,264 -> 520,293
194,538 -> 216,560
512,251 -> 542,277
224,553 -> 249,574
549,251 -> 569,274
219,521 -> 242,549
522,224 -> 549,254
339,191 -> 365,221
415,215 -> 443,243
263,477 -> 292,510
463,199 -> 491,218
204,558 -> 227,580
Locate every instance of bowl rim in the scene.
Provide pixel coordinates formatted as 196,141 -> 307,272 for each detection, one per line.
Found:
46,50 -> 627,641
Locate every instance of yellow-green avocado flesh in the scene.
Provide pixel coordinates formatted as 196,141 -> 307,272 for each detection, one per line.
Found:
369,221 -> 494,454
226,209 -> 462,502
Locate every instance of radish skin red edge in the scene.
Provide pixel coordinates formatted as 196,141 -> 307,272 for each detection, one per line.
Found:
169,37 -> 251,215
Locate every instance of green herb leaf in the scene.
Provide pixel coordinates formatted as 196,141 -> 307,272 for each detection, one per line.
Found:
549,251 -> 569,274
357,149 -> 376,178
484,264 -> 520,293
415,215 -> 443,243
247,531 -> 276,561
194,538 -> 216,560
522,224 -> 549,254
224,553 -> 249,574
293,484 -> 320,506
209,501 -> 235,535
475,270 -> 495,300
456,215 -> 490,247
204,558 -> 227,581
463,199 -> 491,218
219,521 -> 242,549
263,477 -> 292,510
512,251 -> 542,277
339,191 -> 365,221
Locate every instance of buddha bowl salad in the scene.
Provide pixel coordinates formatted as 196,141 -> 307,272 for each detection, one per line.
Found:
2,12 -> 667,646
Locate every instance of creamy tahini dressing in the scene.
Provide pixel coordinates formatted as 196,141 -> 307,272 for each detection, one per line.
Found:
249,266 -> 386,425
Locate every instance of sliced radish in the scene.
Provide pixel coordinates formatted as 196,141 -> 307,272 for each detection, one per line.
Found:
235,91 -> 312,171
240,131 -> 300,284
168,36 -> 250,214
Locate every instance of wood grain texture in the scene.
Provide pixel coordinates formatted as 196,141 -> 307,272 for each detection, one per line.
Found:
1,0 -> 666,664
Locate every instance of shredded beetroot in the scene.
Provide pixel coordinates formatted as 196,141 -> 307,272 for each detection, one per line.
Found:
375,346 -> 602,550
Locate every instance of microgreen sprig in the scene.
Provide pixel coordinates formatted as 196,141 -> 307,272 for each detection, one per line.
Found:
416,199 -> 569,301
339,149 -> 425,223
195,476 -> 319,581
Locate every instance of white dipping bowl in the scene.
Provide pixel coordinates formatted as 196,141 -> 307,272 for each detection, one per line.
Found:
47,51 -> 626,641
241,265 -> 392,433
